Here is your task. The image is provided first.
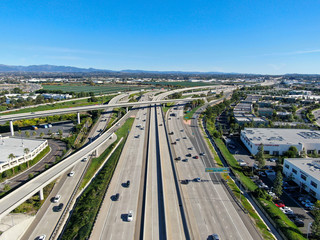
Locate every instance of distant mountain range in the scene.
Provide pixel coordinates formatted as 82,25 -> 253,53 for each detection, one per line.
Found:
0,64 -> 229,75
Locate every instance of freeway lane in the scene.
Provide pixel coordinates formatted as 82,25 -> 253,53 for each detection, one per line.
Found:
21,93 -> 129,240
168,106 -> 256,240
90,95 -> 150,240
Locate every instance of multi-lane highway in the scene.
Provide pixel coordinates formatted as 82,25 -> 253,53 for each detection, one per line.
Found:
167,104 -> 259,239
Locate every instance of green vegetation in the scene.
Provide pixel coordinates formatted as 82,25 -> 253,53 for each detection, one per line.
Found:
12,181 -> 55,215
148,81 -> 214,87
222,174 -> 275,240
0,146 -> 50,185
162,103 -> 174,114
184,104 -> 203,120
214,138 -> 257,191
259,198 -> 305,240
42,84 -> 147,95
61,118 -> 134,240
0,95 -> 114,116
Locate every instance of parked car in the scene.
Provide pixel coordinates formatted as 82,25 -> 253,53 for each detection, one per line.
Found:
274,200 -> 285,208
294,218 -> 304,227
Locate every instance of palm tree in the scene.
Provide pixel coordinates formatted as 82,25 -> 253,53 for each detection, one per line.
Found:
40,132 -> 44,138
32,131 -> 37,137
24,148 -> 30,168
8,153 -> 15,174
25,131 -> 30,138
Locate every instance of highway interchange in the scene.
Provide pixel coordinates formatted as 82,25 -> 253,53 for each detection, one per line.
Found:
0,85 -> 266,240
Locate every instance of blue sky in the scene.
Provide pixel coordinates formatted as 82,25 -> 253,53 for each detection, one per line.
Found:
0,0 -> 320,74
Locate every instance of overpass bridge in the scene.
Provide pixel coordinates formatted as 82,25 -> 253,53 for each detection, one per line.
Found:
0,98 -> 204,135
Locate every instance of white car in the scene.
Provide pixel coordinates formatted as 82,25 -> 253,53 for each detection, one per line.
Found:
68,171 -> 75,177
127,210 -> 133,222
212,233 -> 220,240
82,157 -> 88,162
53,195 -> 61,203
38,235 -> 46,240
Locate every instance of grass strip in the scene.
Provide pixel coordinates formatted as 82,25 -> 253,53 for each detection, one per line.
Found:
61,118 -> 134,240
222,174 -> 275,240
184,104 -> 203,120
0,95 -> 115,115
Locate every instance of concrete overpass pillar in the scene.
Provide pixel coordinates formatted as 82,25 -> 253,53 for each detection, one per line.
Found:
126,107 -> 128,113
77,112 -> 81,124
39,188 -> 44,201
10,121 -> 14,136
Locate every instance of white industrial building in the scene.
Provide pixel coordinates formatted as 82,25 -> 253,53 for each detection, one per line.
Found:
0,136 -> 48,172
240,128 -> 320,156
283,158 -> 320,200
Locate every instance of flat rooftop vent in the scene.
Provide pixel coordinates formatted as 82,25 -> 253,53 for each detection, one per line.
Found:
298,131 -> 320,139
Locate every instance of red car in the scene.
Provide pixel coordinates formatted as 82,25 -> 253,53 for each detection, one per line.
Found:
194,156 -> 199,159
274,200 -> 285,208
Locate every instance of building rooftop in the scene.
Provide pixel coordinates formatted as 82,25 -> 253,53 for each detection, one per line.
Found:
0,137 -> 46,163
285,158 -> 320,181
242,128 -> 320,145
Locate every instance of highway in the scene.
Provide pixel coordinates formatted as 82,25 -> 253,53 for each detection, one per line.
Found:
21,93 -> 129,239
90,95 -> 150,239
0,98 -> 202,123
167,104 -> 257,239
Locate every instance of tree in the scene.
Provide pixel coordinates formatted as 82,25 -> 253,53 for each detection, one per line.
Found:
25,131 -> 30,138
40,132 -> 44,138
24,148 -> 30,168
58,129 -> 63,139
256,144 -> 265,169
311,201 -> 320,238
32,131 -> 37,137
285,146 -> 299,158
273,171 -> 283,197
8,153 -> 15,174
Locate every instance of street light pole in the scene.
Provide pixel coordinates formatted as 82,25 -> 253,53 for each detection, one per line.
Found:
307,222 -> 312,239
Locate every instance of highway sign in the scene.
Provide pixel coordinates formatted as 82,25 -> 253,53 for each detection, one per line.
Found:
205,167 -> 229,173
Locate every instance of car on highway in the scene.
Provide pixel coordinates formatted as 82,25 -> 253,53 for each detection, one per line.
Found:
188,147 -> 193,150
195,177 -> 201,182
82,157 -> 88,162
114,193 -> 120,201
126,180 -> 130,187
176,138 -> 180,141
175,157 -> 181,161
182,179 -> 189,184
127,210 -> 133,222
180,129 -> 184,132
53,195 -> 61,203
183,136 -> 187,139
169,132 -> 174,135
200,152 -> 205,156
159,123 -> 163,126
68,171 -> 75,177
194,156 -> 199,159
172,142 -> 177,145
186,153 -> 192,157
211,233 -> 220,240
38,235 -> 46,240
182,159 -> 188,162
57,203 -> 64,212
135,135 -> 140,138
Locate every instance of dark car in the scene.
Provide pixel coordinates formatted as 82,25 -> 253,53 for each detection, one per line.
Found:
172,142 -> 177,145
182,179 -> 189,184
126,180 -> 130,187
175,157 -> 181,161
169,132 -> 174,135
57,203 -> 64,212
186,153 -> 192,157
294,218 -> 304,227
114,193 -> 120,201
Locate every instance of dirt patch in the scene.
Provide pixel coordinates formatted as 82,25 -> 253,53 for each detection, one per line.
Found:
183,120 -> 191,125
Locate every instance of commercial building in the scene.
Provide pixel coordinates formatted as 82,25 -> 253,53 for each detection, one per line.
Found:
283,158 -> 320,200
240,128 -> 320,155
0,136 -> 48,172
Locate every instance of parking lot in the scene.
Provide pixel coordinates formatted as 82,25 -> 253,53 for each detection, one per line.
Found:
227,136 -> 315,234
